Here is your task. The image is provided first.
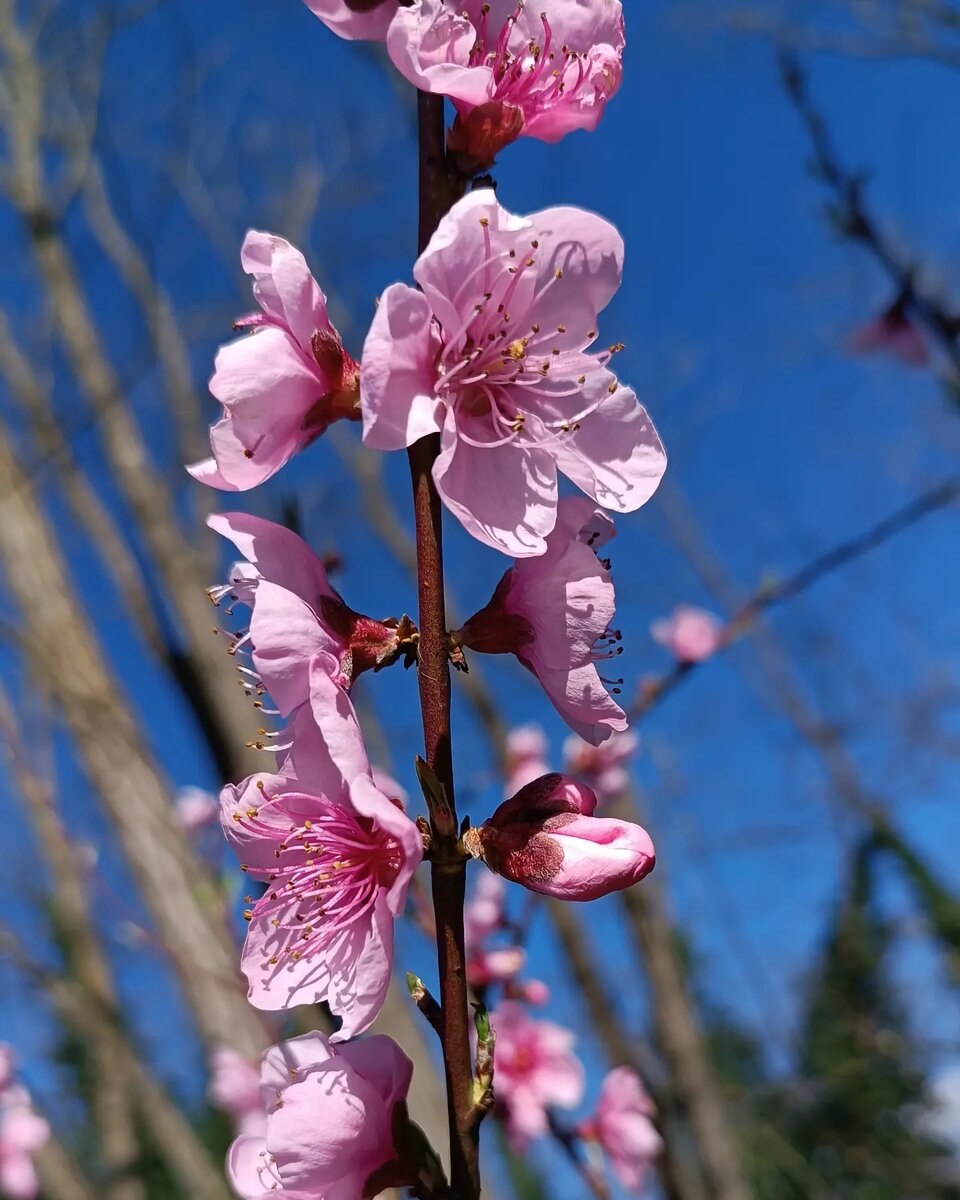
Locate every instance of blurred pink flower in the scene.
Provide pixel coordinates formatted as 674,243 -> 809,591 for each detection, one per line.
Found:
504,978 -> 550,1006
847,303 -> 929,368
466,773 -> 655,901
208,513 -> 414,719
189,232 -> 359,491
208,1048 -> 266,1139
361,190 -> 665,557
581,1068 -> 663,1193
454,498 -> 628,744
490,1001 -> 584,1147
221,660 -> 422,1037
0,1087 -> 49,1200
227,1032 -> 414,1199
563,729 -> 638,803
388,2 -> 625,166
464,874 -> 526,989
504,725 -> 549,797
301,0 -> 396,41
174,786 -> 219,833
464,872 -> 507,947
650,605 -> 723,664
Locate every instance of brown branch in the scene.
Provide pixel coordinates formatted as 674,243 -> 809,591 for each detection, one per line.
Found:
781,50 -> 960,390
410,90 -> 477,1200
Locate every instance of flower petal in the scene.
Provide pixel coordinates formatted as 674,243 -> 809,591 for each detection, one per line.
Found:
360,284 -> 442,450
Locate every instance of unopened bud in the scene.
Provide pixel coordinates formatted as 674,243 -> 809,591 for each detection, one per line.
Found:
463,774 -> 655,901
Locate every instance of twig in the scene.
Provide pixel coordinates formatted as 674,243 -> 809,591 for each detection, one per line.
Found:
781,50 -> 960,390
409,90 -> 477,1200
407,972 -> 444,1040
637,476 -> 960,717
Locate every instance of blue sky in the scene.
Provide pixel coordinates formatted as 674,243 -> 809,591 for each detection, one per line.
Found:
1,0 -> 959,1192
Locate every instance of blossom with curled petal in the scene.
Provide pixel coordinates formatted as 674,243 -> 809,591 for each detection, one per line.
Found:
489,1001 -> 584,1148
221,660 -> 423,1037
465,772 -> 654,901
361,190 -> 665,557
389,1 -> 625,167
301,0 -> 397,41
189,232 -> 359,492
227,1032 -> 415,1199
207,512 -> 416,721
452,498 -> 627,744
580,1068 -> 663,1193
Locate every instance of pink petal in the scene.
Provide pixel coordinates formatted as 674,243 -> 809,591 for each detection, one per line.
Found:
207,512 -> 338,607
551,385 -> 666,514
248,582 -> 339,717
240,231 -> 331,354
303,656 -> 373,786
337,1036 -> 414,1111
386,1 -> 492,109
302,0 -> 397,41
360,284 -> 442,451
349,775 -> 423,915
433,411 -> 558,557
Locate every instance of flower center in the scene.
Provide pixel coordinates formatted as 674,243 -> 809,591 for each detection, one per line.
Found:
433,219 -> 624,452
469,4 -> 597,118
237,790 -> 402,969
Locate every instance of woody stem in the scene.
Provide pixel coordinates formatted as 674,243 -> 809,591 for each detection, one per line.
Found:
408,90 -> 479,1199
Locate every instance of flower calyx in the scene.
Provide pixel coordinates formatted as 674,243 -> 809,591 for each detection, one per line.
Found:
319,598 -> 419,678
447,101 -> 525,174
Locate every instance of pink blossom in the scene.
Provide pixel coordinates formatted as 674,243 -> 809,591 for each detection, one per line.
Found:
581,1068 -> 663,1193
504,725 -> 549,796
361,190 -> 665,557
563,730 -> 638,804
189,232 -> 359,492
221,659 -> 423,1037
227,1031 -> 415,1199
208,1048 -> 266,1139
650,605 -> 723,664
847,303 -> 929,367
388,2 -> 625,167
453,498 -> 628,744
466,773 -> 655,901
174,786 -> 219,833
0,1088 -> 49,1200
489,1001 -> 584,1147
208,513 -> 415,719
301,0 -> 396,42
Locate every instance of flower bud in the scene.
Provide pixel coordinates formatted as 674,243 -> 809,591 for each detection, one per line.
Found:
464,774 -> 654,901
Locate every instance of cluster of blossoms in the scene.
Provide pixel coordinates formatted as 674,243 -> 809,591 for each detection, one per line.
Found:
0,1047 -> 49,1200
189,1 -> 670,1195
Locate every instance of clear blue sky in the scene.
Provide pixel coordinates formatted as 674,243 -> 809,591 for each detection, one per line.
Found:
1,0 -> 958,1192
